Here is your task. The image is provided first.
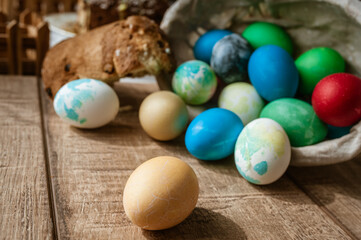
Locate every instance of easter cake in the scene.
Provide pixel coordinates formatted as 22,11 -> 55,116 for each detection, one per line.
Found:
42,15 -> 175,99
77,0 -> 175,33
77,0 -> 120,33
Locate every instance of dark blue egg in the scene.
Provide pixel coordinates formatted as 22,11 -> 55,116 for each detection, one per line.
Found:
248,45 -> 299,102
193,29 -> 232,64
185,108 -> 244,160
211,34 -> 253,84
327,125 -> 352,139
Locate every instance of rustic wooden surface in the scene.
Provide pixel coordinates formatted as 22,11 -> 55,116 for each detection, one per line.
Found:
1,75 -> 361,239
0,76 -> 53,239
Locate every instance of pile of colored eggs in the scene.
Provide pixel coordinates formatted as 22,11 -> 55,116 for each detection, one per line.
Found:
51,22 -> 361,232
139,21 -> 361,185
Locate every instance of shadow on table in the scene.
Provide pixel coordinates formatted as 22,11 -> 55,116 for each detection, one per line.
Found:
142,207 -> 246,240
287,157 -> 361,206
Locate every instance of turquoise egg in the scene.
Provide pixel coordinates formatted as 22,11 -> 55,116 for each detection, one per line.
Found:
248,45 -> 299,102
185,108 -> 244,160
193,29 -> 233,64
327,125 -> 352,139
172,60 -> 217,105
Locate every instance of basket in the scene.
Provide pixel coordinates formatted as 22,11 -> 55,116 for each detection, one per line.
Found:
160,0 -> 361,166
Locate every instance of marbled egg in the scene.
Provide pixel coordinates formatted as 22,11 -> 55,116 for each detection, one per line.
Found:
211,34 -> 253,84
185,108 -> 244,160
260,98 -> 327,147
218,82 -> 264,125
193,29 -> 233,64
235,118 -> 291,185
248,45 -> 299,102
123,156 -> 199,230
53,78 -> 119,128
172,60 -> 217,105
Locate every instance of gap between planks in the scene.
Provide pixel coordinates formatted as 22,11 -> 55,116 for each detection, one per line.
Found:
37,77 -> 60,240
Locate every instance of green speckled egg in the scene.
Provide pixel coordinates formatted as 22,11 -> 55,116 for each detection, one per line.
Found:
242,22 -> 293,55
172,60 -> 217,105
295,47 -> 345,95
218,82 -> 264,125
260,98 -> 327,147
235,118 -> 291,185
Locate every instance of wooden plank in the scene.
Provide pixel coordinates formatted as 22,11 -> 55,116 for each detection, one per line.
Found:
288,156 -> 361,239
42,81 -> 354,239
0,76 -> 53,239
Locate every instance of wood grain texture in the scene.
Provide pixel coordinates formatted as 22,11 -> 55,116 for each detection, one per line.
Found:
0,76 -> 53,239
288,156 -> 361,239
41,81 -> 356,239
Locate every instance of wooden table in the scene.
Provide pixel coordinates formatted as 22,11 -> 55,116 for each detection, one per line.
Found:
1,75 -> 361,239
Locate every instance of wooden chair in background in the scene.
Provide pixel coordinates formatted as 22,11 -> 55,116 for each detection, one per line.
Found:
0,0 -> 78,21
17,9 -> 49,76
22,0 -> 77,15
0,0 -> 77,76
0,0 -> 18,20
0,12 -> 17,74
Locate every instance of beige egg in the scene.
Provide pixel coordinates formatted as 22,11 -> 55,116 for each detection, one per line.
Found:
123,156 -> 199,230
139,91 -> 189,141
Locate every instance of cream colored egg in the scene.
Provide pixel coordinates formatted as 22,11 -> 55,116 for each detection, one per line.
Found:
218,82 -> 264,125
139,91 -> 189,141
234,118 -> 291,185
123,156 -> 199,230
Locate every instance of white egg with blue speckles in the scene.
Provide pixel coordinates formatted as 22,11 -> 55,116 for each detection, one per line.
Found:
53,78 -> 119,129
234,118 -> 291,185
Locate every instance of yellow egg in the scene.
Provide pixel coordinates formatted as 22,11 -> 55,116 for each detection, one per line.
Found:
123,156 -> 199,230
139,91 -> 189,141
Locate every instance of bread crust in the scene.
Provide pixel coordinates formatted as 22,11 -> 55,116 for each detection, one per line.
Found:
42,16 -> 174,98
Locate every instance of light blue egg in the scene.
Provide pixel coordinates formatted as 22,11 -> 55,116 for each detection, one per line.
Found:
193,29 -> 233,64
185,108 -> 244,160
248,45 -> 299,102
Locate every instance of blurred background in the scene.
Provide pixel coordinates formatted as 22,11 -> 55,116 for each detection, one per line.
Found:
0,0 -> 175,76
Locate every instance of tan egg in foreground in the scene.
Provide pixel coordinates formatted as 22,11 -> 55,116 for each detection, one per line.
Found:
123,156 -> 199,230
139,91 -> 189,141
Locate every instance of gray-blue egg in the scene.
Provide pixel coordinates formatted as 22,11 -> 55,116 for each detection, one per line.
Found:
211,34 -> 253,84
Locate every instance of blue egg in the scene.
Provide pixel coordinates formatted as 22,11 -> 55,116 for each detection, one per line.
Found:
327,125 -> 352,139
211,34 -> 253,84
185,108 -> 244,160
193,29 -> 233,64
248,45 -> 299,102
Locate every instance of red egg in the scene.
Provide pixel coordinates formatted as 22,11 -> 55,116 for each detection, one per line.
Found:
312,73 -> 361,127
